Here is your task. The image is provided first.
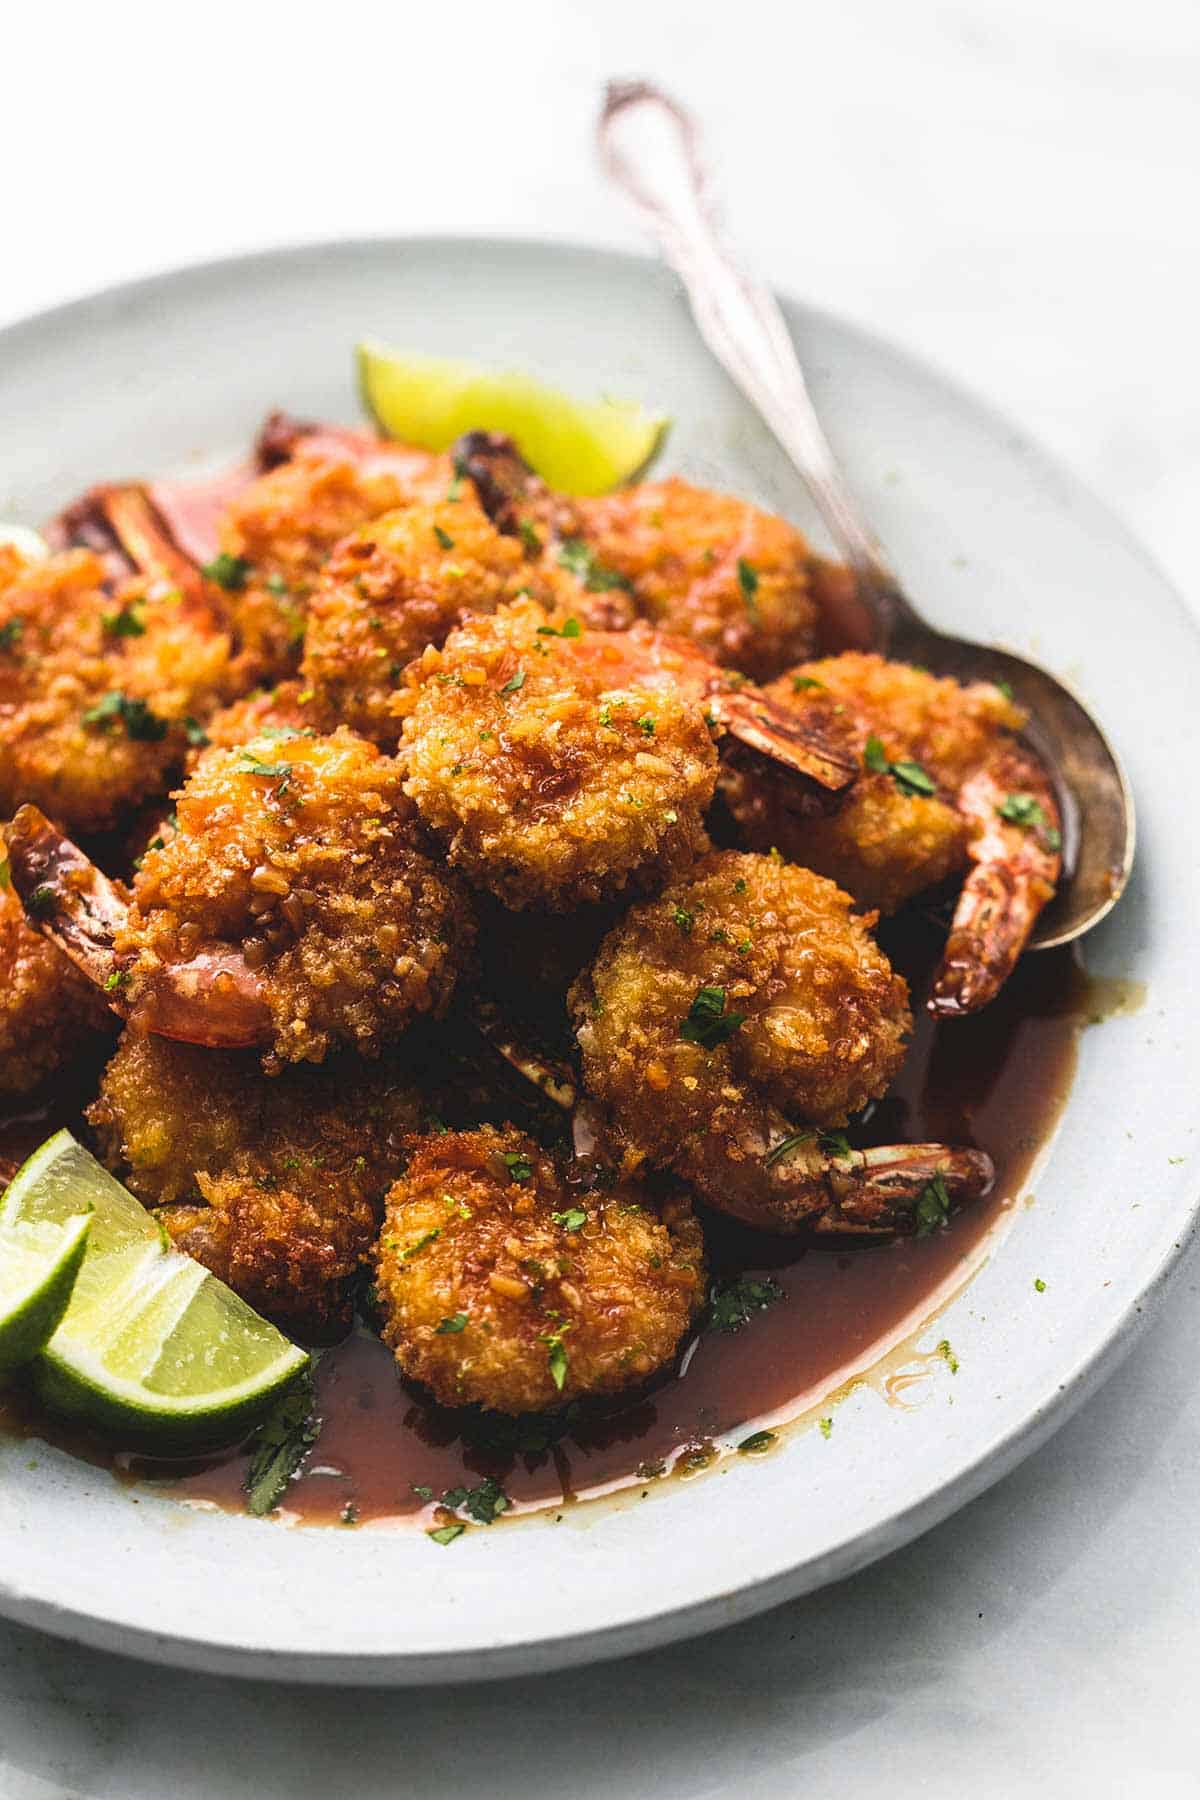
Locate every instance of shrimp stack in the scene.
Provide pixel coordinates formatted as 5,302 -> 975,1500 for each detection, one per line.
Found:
0,418 -> 1060,1415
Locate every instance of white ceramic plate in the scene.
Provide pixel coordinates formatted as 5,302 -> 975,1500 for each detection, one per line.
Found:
0,239 -> 1195,1684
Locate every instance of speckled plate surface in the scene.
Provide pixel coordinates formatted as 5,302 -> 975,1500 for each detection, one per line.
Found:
0,238 -> 1194,1684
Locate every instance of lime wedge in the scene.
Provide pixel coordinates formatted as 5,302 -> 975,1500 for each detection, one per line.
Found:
3,1132 -> 308,1449
356,342 -> 669,496
0,1201 -> 91,1380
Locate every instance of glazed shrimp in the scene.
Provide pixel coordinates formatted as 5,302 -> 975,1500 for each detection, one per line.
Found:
453,430 -> 822,678
568,850 -> 993,1235
723,653 -> 1063,1017
7,727 -> 475,1066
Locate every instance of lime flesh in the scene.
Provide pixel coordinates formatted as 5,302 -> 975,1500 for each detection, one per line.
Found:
0,1209 -> 91,1380
357,342 -> 669,496
3,1132 -> 308,1450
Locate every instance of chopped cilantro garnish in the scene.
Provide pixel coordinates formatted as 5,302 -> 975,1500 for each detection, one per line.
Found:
183,715 -> 209,747
762,1130 -> 816,1169
517,518 -> 542,556
818,1417 -> 833,1439
502,1151 -> 534,1184
540,1319 -> 573,1391
434,525 -> 455,550
736,557 -> 759,613
550,1208 -> 587,1233
398,1229 -> 440,1262
25,885 -> 56,918
556,538 -> 632,593
706,1275 -> 784,1334
101,600 -> 146,638
244,1362 -> 322,1516
819,1129 -> 853,1160
679,985 -> 746,1050
441,1475 -> 510,1524
863,734 -> 935,797
997,792 -> 1062,850
737,1430 -> 776,1454
636,713 -> 656,735
436,1313 -> 469,1334
792,674 -> 824,692
412,1483 -> 434,1500
536,616 -> 582,639
82,691 -> 168,742
266,572 -> 290,595
103,970 -> 129,993
428,1523 -> 465,1546
0,617 -> 24,652
201,552 -> 252,591
1034,1277 -> 1047,1293
237,753 -> 293,791
996,679 -> 1014,701
0,859 -> 8,889
936,1338 -> 959,1372
672,906 -> 694,935
914,1170 -> 952,1237
501,667 -> 526,694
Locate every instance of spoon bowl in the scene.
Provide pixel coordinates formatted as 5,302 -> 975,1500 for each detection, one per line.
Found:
598,80 -> 1134,952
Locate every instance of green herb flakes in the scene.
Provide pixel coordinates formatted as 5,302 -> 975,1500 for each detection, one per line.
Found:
737,1430 -> 776,1455
436,1313 -> 469,1334
914,1171 -> 952,1237
82,691 -> 168,742
244,1362 -> 322,1516
706,1275 -> 784,1335
556,538 -> 632,593
550,1208 -> 587,1234
679,985 -> 746,1050
201,552 -> 252,592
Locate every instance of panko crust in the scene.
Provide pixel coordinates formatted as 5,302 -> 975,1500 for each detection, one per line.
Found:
88,1030 -> 423,1331
577,478 -> 819,681
0,879 -> 113,1099
375,1127 -> 705,1414
723,654 -> 1025,913
190,681 -> 335,763
570,849 -> 911,1169
216,439 -> 450,684
0,551 -> 233,833
395,597 -> 718,909
120,728 -> 475,1066
301,492 -> 527,744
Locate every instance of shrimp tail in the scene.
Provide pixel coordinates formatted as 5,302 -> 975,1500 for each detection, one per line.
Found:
929,745 -> 1062,1018
5,805 -> 270,1049
712,687 -> 859,803
451,431 -> 582,544
808,1140 -> 995,1235
5,804 -> 133,1000
46,483 -> 225,633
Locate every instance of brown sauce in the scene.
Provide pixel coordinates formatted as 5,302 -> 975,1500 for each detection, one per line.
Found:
0,924 -> 1116,1532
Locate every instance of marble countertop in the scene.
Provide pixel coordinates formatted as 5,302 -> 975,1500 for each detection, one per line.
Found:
3,1 -> 1198,1793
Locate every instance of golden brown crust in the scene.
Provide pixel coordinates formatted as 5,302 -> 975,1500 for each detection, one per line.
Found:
301,493 -> 526,744
119,729 -> 475,1065
395,597 -> 718,909
375,1126 -> 705,1413
723,654 -> 1025,913
0,879 -> 113,1099
0,552 -> 232,833
577,478 -> 819,680
88,1030 -> 423,1331
570,849 -> 911,1174
216,440 -> 450,685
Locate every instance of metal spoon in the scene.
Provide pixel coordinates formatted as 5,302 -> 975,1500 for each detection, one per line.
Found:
597,79 -> 1133,951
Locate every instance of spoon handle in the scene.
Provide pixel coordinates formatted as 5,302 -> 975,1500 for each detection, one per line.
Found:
597,80 -> 917,643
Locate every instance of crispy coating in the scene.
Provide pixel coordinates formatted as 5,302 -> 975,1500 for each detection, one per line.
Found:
191,680 -> 334,760
88,1030 -> 423,1331
724,654 -> 1025,913
216,438 -> 451,683
0,551 -> 232,833
395,597 -> 717,909
301,492 -> 527,744
375,1127 -> 705,1413
571,851 -> 911,1188
120,728 -> 474,1066
0,878 -> 112,1099
577,478 -> 819,681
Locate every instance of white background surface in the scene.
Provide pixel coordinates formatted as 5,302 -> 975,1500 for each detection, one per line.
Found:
1,0 -> 1197,1793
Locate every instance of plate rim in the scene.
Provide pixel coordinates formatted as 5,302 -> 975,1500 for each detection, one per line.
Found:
0,231 -> 1196,1684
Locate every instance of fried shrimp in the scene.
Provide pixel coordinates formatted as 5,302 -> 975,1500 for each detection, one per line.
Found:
0,550 -> 232,833
395,596 -> 719,909
576,478 -> 819,680
570,850 -> 992,1232
723,653 -> 1061,1013
213,427 -> 451,683
300,490 -> 527,744
375,1126 -> 705,1413
0,878 -> 112,1100
7,734 -> 474,1066
88,1031 -> 422,1331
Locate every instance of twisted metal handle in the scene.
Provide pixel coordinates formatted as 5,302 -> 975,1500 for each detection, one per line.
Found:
598,79 -> 918,643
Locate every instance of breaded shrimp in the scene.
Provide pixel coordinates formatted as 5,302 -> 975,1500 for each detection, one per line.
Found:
395,597 -> 719,909
375,1126 -> 705,1413
0,877 -> 112,1100
301,491 -> 528,743
7,734 -> 475,1067
723,653 -> 1061,1013
0,551 -> 232,833
570,850 -> 991,1232
88,1030 -> 422,1332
